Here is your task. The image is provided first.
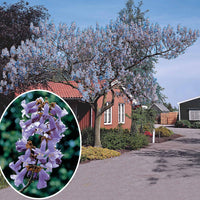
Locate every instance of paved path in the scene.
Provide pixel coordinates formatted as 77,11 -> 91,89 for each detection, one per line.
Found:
1,127 -> 200,200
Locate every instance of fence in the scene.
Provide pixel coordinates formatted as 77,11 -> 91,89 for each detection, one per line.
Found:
160,112 -> 178,125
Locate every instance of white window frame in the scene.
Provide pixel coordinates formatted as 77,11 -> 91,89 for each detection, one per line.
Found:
104,103 -> 112,125
118,103 -> 125,124
189,110 -> 200,121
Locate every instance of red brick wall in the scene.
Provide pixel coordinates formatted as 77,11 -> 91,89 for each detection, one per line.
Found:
98,90 -> 132,129
160,112 -> 178,125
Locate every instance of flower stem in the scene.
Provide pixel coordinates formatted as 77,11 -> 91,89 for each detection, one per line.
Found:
19,160 -> 39,193
19,171 -> 34,193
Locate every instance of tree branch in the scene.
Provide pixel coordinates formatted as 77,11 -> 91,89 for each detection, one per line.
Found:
96,89 -> 115,117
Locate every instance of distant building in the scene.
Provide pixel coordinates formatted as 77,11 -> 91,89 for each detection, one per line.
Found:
178,96 -> 200,121
150,103 -> 170,124
150,103 -> 169,113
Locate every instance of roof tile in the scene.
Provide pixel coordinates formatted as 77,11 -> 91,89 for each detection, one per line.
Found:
17,81 -> 82,99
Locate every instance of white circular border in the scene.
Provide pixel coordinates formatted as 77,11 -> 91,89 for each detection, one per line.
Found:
0,89 -> 82,199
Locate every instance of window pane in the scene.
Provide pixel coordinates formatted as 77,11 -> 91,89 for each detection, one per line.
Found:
104,110 -> 107,123
189,110 -> 200,120
122,104 -> 125,123
118,104 -> 121,123
118,103 -> 125,123
104,102 -> 112,124
108,107 -> 111,123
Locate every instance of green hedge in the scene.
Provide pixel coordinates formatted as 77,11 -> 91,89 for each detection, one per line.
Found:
175,120 -> 200,129
81,128 -> 149,150
191,121 -> 200,129
175,120 -> 191,128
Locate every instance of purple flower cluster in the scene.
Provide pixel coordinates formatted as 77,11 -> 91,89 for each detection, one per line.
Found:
9,97 -> 68,190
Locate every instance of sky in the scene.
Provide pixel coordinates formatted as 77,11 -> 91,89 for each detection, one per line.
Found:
3,0 -> 200,107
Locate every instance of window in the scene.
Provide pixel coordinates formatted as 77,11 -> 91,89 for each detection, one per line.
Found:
104,103 -> 112,124
189,110 -> 200,121
118,103 -> 125,124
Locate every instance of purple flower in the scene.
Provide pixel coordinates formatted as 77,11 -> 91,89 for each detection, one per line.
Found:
22,121 -> 40,139
16,138 -> 27,152
10,97 -> 66,190
21,97 -> 44,118
24,148 -> 31,160
35,139 -> 47,163
56,120 -> 67,134
33,172 -> 38,179
42,162 -> 53,173
31,113 -> 41,123
11,167 -> 27,187
19,149 -> 34,168
43,103 -> 49,116
37,169 -> 50,189
50,129 -> 61,142
36,122 -> 49,136
51,104 -> 68,119
27,170 -> 32,178
49,116 -> 56,130
21,100 -> 37,118
47,139 -> 56,152
9,160 -> 22,173
21,100 -> 36,110
20,119 -> 32,129
46,149 -> 63,168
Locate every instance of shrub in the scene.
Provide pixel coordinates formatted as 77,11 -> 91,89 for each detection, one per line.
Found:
81,146 -> 121,162
155,126 -> 174,137
143,123 -> 153,132
128,134 -> 149,150
81,128 -> 149,150
81,128 -> 94,146
101,132 -> 129,150
175,120 -> 191,128
101,132 -> 148,150
127,107 -> 156,134
81,128 -> 130,147
191,121 -> 200,129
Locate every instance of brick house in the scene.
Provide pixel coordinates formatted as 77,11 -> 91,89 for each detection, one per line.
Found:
23,82 -> 132,130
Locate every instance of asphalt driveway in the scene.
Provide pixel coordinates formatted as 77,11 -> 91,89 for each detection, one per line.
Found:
1,127 -> 200,200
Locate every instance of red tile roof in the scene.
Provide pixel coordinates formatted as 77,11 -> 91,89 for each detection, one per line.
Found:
47,82 -> 82,99
17,81 -> 82,99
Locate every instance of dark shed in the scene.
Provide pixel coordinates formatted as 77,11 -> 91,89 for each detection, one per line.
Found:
150,103 -> 169,124
178,96 -> 200,121
150,103 -> 169,113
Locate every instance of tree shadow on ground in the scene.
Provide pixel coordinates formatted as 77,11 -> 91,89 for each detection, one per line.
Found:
175,138 -> 200,144
135,149 -> 200,185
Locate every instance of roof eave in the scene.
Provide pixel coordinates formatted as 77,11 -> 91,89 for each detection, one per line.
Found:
178,96 -> 200,104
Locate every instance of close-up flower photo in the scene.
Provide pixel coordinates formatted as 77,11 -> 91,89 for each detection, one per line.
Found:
0,90 -> 81,198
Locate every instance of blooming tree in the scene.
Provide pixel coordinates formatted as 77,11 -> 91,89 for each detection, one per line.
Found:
1,18 -> 199,146
9,97 -> 67,192
0,0 -> 49,114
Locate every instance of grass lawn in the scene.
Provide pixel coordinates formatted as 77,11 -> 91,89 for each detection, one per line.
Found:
0,172 -> 9,189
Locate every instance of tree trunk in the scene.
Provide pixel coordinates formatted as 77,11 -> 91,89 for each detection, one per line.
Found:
94,106 -> 102,147
130,113 -> 137,135
0,92 -> 15,116
130,105 -> 137,135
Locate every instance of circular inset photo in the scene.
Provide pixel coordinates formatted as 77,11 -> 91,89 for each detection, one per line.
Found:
0,90 -> 81,199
